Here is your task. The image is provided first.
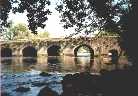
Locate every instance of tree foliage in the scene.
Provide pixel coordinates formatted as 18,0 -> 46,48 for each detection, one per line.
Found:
0,0 -> 51,34
10,23 -> 30,39
1,20 -> 14,40
0,22 -> 30,40
1,22 -> 50,40
0,0 -> 12,27
56,0 -> 138,67
56,0 -> 130,36
39,31 -> 49,38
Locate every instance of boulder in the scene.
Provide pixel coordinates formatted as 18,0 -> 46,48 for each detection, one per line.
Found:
37,86 -> 59,96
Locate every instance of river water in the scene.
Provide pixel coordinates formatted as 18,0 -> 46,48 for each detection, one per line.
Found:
1,55 -> 129,96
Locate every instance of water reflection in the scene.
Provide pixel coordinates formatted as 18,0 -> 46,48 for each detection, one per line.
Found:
1,55 -> 130,74
1,56 -> 131,96
74,57 -> 92,72
1,58 -> 12,65
47,57 -> 61,72
23,57 -> 37,65
48,57 -> 60,64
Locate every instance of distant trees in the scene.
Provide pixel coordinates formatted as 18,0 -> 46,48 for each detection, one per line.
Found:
39,31 -> 49,38
28,30 -> 49,40
10,23 -> 29,39
2,22 -> 30,40
1,22 -> 50,40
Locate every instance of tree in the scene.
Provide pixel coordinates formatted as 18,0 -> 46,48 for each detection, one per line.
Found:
0,20 -> 14,40
0,0 -> 51,34
39,31 -> 49,38
56,0 -> 138,64
119,0 -> 137,69
56,0 -> 127,36
6,23 -> 30,40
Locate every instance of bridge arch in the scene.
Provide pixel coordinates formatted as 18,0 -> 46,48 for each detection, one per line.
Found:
1,47 -> 12,57
47,45 -> 61,56
74,44 -> 94,59
22,46 -> 37,57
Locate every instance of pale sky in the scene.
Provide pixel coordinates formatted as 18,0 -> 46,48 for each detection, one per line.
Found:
7,0 -> 97,38
7,0 -> 75,38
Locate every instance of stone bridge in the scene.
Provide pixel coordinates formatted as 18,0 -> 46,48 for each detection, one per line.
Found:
0,36 -> 121,58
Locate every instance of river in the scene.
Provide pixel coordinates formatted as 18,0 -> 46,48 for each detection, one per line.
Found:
1,55 -> 129,96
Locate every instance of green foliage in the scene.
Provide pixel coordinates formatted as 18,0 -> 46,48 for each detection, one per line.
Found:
6,23 -> 30,40
0,0 -> 51,34
56,0 -> 130,36
29,31 -> 49,40
12,24 -> 27,37
0,0 -> 131,35
0,20 -> 14,40
39,32 -> 49,38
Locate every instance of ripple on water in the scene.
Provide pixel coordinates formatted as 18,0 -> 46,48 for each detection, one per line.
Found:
1,70 -> 64,96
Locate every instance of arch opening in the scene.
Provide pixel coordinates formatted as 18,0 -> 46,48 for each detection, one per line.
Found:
47,45 -> 61,56
22,46 -> 37,57
1,48 -> 12,57
108,49 -> 119,64
74,44 -> 94,59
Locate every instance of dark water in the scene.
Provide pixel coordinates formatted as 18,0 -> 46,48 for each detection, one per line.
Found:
1,56 -> 130,96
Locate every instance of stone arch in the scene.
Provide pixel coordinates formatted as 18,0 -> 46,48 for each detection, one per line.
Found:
1,47 -> 12,57
47,45 -> 61,56
74,44 -> 94,59
22,46 -> 37,57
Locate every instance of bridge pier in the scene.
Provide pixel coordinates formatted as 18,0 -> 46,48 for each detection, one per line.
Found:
62,48 -> 74,56
12,49 -> 23,56
37,47 -> 48,57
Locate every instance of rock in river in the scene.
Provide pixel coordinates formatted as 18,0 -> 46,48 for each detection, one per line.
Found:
37,86 -> 59,96
39,72 -> 52,77
15,86 -> 30,92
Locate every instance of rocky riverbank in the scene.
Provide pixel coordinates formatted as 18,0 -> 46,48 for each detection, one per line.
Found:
1,68 -> 136,96
37,69 -> 136,96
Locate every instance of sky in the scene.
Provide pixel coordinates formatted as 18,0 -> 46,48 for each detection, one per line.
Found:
7,0 -> 97,38
7,0 -> 75,38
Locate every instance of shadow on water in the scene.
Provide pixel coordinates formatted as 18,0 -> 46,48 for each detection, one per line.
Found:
1,48 -> 12,57
47,56 -> 61,72
22,57 -> 37,65
1,58 -> 12,65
